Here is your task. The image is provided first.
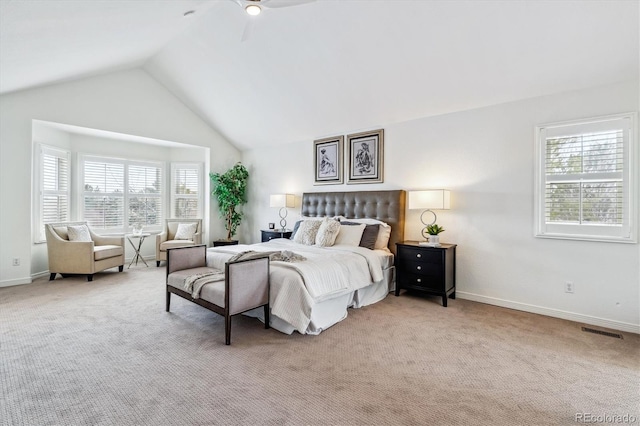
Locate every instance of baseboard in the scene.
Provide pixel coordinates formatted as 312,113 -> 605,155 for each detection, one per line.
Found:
457,291 -> 640,335
0,276 -> 32,288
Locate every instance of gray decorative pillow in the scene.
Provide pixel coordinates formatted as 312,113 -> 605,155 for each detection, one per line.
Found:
290,220 -> 302,239
67,225 -> 92,242
293,220 -> 322,245
340,221 -> 380,250
315,217 -> 341,247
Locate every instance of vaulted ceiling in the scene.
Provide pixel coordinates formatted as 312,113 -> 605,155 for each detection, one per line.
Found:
1,0 -> 638,150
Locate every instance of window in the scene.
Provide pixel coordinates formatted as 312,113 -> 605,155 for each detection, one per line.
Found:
535,113 -> 637,243
171,163 -> 203,219
35,145 -> 70,242
81,156 -> 163,233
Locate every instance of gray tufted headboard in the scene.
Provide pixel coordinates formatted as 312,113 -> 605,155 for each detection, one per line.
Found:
301,190 -> 406,256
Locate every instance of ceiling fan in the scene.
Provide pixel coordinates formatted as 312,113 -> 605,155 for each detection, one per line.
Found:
232,0 -> 316,41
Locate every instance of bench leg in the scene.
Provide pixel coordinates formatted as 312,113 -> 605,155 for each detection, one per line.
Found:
264,304 -> 270,329
166,291 -> 171,312
225,314 -> 231,345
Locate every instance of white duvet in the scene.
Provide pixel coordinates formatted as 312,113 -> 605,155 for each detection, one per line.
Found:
206,239 -> 385,334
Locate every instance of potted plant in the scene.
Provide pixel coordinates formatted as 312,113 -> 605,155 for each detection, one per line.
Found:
425,224 -> 445,247
210,163 -> 249,242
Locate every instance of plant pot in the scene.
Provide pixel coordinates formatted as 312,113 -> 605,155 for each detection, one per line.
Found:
213,240 -> 239,247
427,235 -> 441,247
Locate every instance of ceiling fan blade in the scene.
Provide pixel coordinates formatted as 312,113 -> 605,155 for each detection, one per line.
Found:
241,19 -> 255,42
261,0 -> 316,9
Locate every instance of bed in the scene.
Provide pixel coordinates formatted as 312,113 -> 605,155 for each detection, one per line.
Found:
206,190 -> 406,335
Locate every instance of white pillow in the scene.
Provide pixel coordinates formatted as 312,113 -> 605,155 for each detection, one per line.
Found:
343,218 -> 391,250
67,225 -> 92,242
333,223 -> 366,246
293,220 -> 322,245
174,222 -> 198,240
315,217 -> 341,247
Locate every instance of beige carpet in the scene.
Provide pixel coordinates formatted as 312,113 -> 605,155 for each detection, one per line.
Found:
1,266 -> 638,426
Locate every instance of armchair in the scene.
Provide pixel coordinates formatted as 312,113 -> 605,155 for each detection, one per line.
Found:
45,222 -> 124,282
155,219 -> 202,267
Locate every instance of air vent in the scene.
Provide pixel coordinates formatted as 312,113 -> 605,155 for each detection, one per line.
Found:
581,327 -> 623,339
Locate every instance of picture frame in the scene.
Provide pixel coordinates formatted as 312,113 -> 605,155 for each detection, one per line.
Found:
347,129 -> 384,184
313,135 -> 344,185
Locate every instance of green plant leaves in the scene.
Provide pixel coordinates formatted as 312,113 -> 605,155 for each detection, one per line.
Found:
210,163 -> 249,240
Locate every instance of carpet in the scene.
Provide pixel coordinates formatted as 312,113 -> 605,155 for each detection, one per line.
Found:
1,266 -> 638,425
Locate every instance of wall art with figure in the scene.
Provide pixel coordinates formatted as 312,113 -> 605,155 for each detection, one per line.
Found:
313,136 -> 343,185
347,129 -> 384,184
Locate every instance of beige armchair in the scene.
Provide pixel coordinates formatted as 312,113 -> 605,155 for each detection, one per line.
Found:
155,219 -> 202,267
45,222 -> 125,282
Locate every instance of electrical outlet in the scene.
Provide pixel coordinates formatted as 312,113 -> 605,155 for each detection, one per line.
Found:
565,281 -> 574,293
12,257 -> 20,266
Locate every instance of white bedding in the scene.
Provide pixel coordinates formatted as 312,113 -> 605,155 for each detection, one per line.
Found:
206,239 -> 393,334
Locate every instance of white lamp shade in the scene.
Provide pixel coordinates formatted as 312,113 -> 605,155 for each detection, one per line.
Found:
408,190 -> 451,210
270,194 -> 295,208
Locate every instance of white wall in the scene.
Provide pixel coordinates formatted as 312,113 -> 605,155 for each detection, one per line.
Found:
0,69 -> 240,286
242,80 -> 640,333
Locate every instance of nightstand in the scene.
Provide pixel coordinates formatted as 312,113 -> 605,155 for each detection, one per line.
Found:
395,241 -> 457,307
261,229 -> 292,242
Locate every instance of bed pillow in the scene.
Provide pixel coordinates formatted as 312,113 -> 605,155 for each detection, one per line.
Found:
174,222 -> 198,240
67,224 -> 92,242
315,217 -> 341,247
290,220 -> 302,239
293,220 -> 322,246
342,218 -> 391,250
341,221 -> 380,250
333,223 -> 366,246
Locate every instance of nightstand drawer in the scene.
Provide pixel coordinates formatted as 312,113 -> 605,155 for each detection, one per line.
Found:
398,247 -> 442,264
399,273 -> 440,291
402,260 -> 442,276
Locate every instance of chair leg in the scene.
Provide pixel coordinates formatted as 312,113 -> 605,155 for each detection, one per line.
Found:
166,291 -> 171,312
118,265 -> 124,272
87,274 -> 93,282
264,304 -> 270,329
156,261 -> 160,267
225,314 -> 231,345
49,273 -> 56,281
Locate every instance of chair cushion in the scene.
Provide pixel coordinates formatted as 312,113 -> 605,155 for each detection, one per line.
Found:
168,267 -> 226,308
174,222 -> 198,240
94,245 -> 123,261
68,225 -> 92,242
160,240 -> 196,252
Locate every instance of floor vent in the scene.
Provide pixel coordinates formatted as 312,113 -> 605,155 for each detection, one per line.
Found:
581,327 -> 623,339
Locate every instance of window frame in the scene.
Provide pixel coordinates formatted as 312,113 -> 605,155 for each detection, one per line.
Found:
534,112 -> 637,243
170,162 -> 204,220
79,154 -> 165,235
34,144 -> 71,243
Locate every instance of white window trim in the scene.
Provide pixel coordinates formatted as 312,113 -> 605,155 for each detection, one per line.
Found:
78,154 -> 165,234
534,112 -> 637,243
170,162 -> 204,219
34,144 -> 70,243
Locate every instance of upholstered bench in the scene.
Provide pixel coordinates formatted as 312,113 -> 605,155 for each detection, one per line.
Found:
165,245 -> 270,345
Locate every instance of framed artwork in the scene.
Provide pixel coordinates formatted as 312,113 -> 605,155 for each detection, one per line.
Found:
313,136 -> 344,185
347,129 -> 384,184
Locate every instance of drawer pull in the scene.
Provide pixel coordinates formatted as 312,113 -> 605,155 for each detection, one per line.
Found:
416,253 -> 421,258
416,266 -> 421,271
416,278 -> 421,283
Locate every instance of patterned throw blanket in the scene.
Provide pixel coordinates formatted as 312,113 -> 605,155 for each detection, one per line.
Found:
184,250 -> 306,299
